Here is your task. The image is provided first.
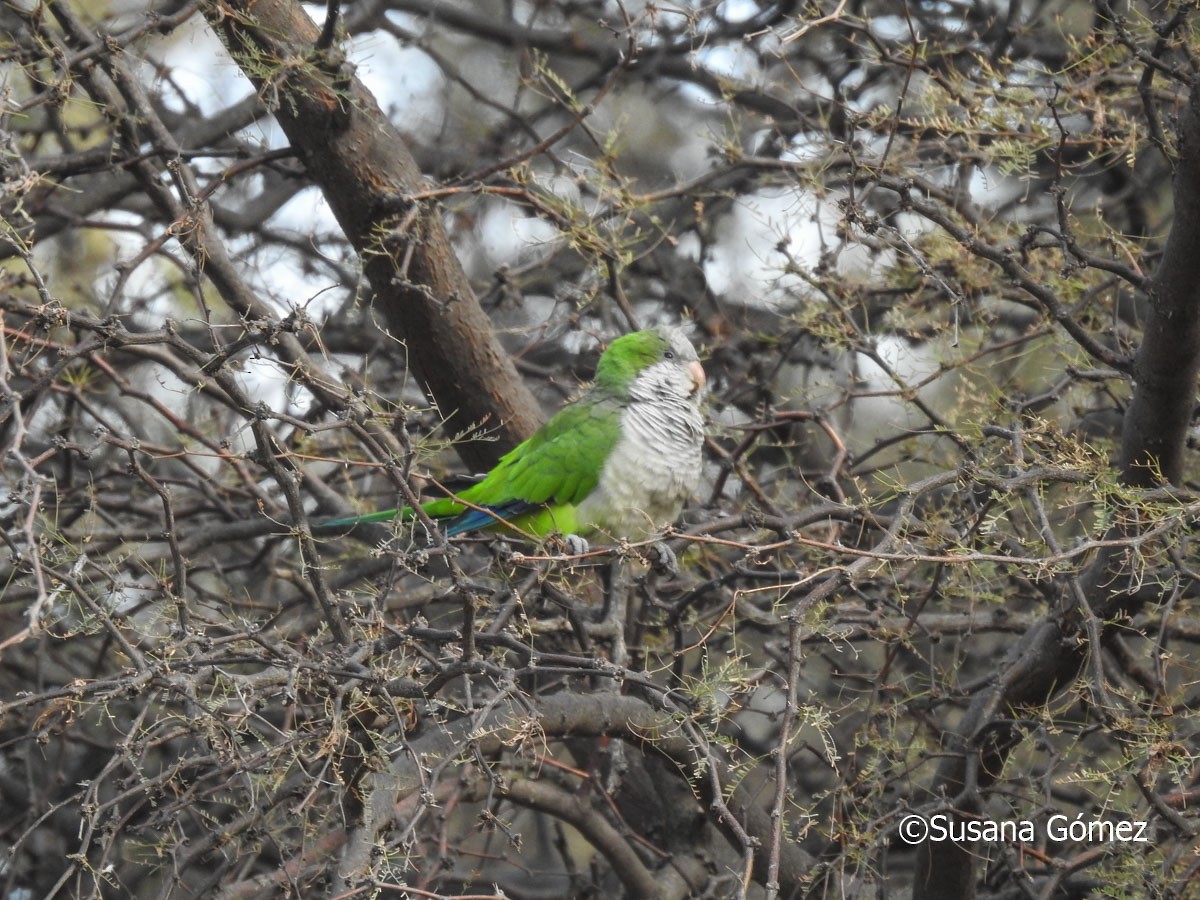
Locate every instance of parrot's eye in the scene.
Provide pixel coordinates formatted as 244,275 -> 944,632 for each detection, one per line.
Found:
664,350 -> 675,360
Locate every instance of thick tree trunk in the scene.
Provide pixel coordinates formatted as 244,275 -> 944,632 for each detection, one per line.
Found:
912,84 -> 1200,900
1121,87 -> 1200,487
198,0 -> 542,469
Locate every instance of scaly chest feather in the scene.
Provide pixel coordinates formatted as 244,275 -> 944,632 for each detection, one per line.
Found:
575,398 -> 704,539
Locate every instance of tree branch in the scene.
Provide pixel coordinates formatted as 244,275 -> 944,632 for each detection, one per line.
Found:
912,79 -> 1200,900
344,691 -> 816,896
196,0 -> 543,469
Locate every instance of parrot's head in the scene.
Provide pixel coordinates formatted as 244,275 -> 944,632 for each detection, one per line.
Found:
596,327 -> 706,403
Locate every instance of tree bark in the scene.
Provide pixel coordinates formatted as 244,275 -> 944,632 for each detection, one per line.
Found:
197,0 -> 542,469
343,691 -> 816,896
913,83 -> 1200,900
1121,85 -> 1200,487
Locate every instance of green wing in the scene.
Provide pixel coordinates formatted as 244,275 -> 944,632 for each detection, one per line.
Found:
442,394 -> 621,534
322,393 -> 622,536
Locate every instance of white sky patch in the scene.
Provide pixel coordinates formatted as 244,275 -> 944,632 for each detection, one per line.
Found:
868,16 -> 912,42
846,335 -> 952,447
478,200 -> 561,269
859,335 -> 942,388
345,28 -> 448,141
695,43 -> 761,82
716,0 -> 761,24
143,16 -> 253,117
695,188 -> 882,313
269,184 -> 341,235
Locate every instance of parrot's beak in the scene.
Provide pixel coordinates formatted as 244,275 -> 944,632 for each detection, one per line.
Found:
688,361 -> 706,396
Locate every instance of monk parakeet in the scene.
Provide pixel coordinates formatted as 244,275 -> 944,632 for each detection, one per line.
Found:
324,327 -> 706,542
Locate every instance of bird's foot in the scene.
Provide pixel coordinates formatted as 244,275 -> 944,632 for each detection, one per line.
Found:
563,533 -> 591,557
647,540 -> 679,578
542,532 -> 591,559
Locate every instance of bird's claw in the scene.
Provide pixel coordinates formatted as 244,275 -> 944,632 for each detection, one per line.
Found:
563,533 -> 591,557
647,541 -> 679,577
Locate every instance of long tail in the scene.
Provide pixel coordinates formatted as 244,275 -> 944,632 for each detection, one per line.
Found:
319,508 -> 403,529
319,494 -> 464,531
320,496 -> 534,535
